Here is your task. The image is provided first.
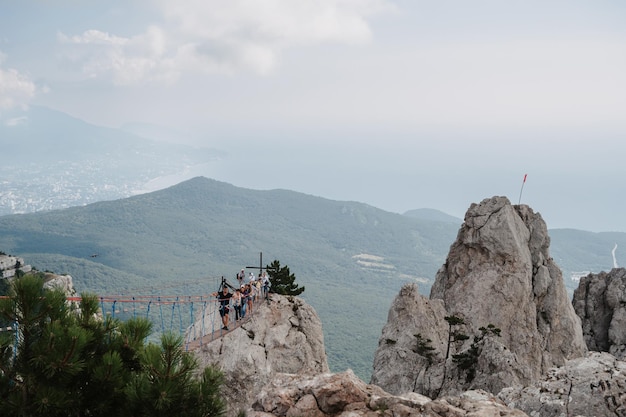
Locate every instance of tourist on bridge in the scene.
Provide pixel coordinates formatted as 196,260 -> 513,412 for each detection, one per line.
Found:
211,285 -> 233,331
241,284 -> 251,318
232,288 -> 243,321
262,272 -> 271,300
246,283 -> 255,314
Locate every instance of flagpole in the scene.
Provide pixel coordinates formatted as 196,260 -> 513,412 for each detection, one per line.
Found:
518,174 -> 527,205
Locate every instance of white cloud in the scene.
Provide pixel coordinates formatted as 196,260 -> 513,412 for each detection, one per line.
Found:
161,0 -> 389,46
261,35 -> 626,131
4,116 -> 27,127
0,52 -> 37,110
396,38 -> 626,129
59,26 -> 177,85
58,29 -> 128,46
57,0 -> 394,84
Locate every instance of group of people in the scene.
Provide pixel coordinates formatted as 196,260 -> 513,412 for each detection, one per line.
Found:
211,270 -> 271,331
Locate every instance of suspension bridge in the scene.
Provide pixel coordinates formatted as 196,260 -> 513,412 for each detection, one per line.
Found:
1,275 -> 268,352
88,293 -> 238,351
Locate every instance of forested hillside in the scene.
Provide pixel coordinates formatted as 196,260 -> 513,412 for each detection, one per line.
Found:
0,177 -> 622,379
0,177 -> 459,380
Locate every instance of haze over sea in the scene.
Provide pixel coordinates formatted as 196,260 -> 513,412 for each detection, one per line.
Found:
1,1 -> 625,233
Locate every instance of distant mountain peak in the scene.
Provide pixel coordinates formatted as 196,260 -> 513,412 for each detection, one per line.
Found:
403,208 -> 461,224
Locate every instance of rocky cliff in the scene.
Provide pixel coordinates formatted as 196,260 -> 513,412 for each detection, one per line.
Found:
0,253 -> 32,279
499,351 -> 626,417
192,293 -> 329,414
250,370 -> 529,417
371,196 -> 587,397
0,255 -> 73,295
192,291 -> 533,417
42,272 -> 76,296
572,267 -> 626,360
9,193 -> 626,416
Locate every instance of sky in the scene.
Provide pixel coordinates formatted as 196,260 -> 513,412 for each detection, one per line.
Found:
1,0 -> 626,232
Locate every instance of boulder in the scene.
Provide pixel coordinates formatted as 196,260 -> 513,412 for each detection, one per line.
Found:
42,272 -> 76,297
572,267 -> 626,360
499,352 -> 626,417
250,370 -> 529,417
0,254 -> 32,279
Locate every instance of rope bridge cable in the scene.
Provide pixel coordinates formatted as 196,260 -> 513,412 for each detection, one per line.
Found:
1,294 -> 225,352
100,275 -> 224,297
0,275 -> 253,351
0,291 -> 255,353
93,293 -> 242,350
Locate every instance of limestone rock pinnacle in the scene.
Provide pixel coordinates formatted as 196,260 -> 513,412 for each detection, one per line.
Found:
372,196 -> 587,397
192,293 -> 329,414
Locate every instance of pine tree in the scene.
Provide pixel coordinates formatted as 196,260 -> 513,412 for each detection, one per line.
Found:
0,273 -> 226,417
125,332 -> 225,417
266,260 -> 304,296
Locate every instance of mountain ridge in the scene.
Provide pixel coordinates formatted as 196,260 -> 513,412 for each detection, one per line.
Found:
0,176 -> 459,379
0,176 -> 623,380
403,208 -> 462,224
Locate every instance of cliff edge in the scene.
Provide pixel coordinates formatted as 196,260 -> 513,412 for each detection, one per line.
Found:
371,196 -> 587,397
192,293 -> 329,414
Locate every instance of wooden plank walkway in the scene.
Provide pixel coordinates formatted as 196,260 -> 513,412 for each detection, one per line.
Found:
184,315 -> 252,351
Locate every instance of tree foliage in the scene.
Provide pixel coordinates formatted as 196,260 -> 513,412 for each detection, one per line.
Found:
0,273 -> 226,417
413,333 -> 436,365
451,324 -> 501,383
266,259 -> 304,296
436,315 -> 469,398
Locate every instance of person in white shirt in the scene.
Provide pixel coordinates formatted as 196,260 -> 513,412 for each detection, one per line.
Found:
262,272 -> 271,299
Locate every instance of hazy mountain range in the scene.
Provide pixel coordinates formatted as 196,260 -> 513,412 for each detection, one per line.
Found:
1,107 -> 624,380
0,106 -> 222,215
0,176 -> 624,380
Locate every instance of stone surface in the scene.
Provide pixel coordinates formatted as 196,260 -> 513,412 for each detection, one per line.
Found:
42,272 -> 76,296
250,370 -> 529,417
371,282 -> 529,398
9,196 -> 625,417
372,196 -> 587,397
192,294 -> 329,415
0,254 -> 32,279
573,267 -> 626,360
499,352 -> 626,417
370,283 -> 449,398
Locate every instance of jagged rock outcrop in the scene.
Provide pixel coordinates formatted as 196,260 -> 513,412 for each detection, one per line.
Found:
0,254 -> 32,279
371,282 -> 527,398
370,283 -> 449,398
499,352 -> 626,417
431,196 -> 587,375
42,272 -> 76,296
572,268 -> 626,360
0,254 -> 72,297
193,294 -> 329,414
250,370 -> 529,417
371,196 -> 587,397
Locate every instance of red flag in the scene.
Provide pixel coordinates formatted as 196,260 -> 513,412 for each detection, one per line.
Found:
518,174 -> 527,205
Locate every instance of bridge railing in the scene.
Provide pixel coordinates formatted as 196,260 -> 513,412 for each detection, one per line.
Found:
1,277 -> 262,351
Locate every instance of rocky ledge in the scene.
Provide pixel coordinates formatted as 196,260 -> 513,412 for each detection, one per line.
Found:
250,370 -> 528,417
